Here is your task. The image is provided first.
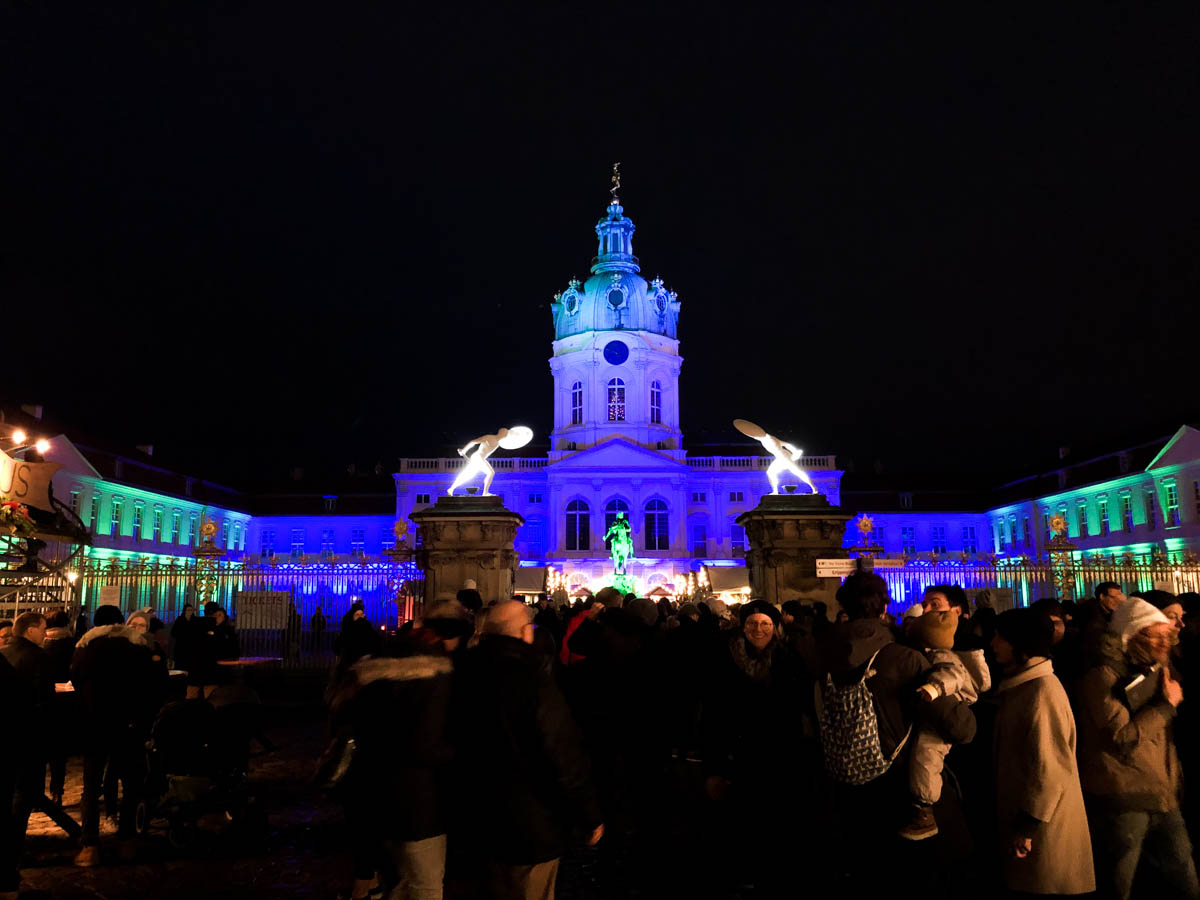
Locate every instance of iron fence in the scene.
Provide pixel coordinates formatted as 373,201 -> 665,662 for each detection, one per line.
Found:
5,556 -> 424,668
875,560 -> 1200,613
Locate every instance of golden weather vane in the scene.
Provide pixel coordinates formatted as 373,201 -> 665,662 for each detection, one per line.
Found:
610,162 -> 621,204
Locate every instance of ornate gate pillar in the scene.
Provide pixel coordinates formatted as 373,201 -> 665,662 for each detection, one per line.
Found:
737,494 -> 853,609
410,495 -> 524,608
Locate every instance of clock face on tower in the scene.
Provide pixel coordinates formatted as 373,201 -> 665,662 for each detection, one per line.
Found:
603,340 -> 629,365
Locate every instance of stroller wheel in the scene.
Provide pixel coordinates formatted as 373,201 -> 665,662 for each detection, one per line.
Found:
168,819 -> 196,849
134,801 -> 149,836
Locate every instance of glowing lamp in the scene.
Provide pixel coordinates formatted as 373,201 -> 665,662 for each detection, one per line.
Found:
35,439 -> 50,454
66,571 -> 78,584
11,429 -> 26,445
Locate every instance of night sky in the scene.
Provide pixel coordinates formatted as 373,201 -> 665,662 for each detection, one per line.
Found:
3,4 -> 1198,486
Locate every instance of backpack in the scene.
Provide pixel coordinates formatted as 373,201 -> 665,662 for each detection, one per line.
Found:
815,648 -> 911,785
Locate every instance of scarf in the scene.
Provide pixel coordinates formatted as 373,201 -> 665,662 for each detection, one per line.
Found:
731,636 -> 776,684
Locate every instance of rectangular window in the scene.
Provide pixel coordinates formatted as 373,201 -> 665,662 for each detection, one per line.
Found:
415,493 -> 432,505
691,492 -> 706,503
931,526 -> 946,555
130,505 -> 143,541
323,496 -> 337,512
1165,482 -> 1181,526
1042,507 -> 1052,545
1145,489 -> 1157,531
69,490 -> 81,515
607,381 -> 626,421
320,529 -> 336,559
992,522 -> 1002,553
381,535 -> 395,552
89,494 -> 102,532
1077,501 -> 1089,538
1119,494 -> 1133,532
690,523 -> 707,557
170,511 -> 180,543
350,529 -> 365,557
232,523 -> 241,551
110,500 -> 123,537
221,520 -> 229,547
571,383 -> 583,425
1098,498 -> 1110,536
566,509 -> 589,551
901,526 -> 916,555
260,529 -> 276,561
729,491 -> 744,503
730,524 -> 747,556
290,528 -> 305,561
152,509 -> 163,542
961,526 -> 977,554
528,493 -> 543,504
188,513 -> 198,545
650,381 -> 662,425
1023,516 -> 1031,548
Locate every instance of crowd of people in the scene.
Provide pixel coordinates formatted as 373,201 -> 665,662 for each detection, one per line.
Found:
319,578 -> 1200,899
0,600 -> 246,897
5,577 -> 1200,899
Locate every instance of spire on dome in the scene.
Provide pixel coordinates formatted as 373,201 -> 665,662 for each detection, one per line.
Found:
592,165 -> 639,274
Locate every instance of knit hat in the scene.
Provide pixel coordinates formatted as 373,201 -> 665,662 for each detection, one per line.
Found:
911,609 -> 957,650
94,605 -> 124,627
994,608 -> 1054,660
707,598 -> 731,620
1110,597 -> 1170,648
626,597 -> 659,627
738,599 -> 782,627
421,599 -> 474,639
902,603 -> 924,621
1136,589 -> 1180,612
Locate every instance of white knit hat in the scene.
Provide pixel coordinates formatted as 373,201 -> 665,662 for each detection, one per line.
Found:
1109,597 -> 1170,647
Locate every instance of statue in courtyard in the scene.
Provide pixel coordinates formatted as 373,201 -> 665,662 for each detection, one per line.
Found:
733,418 -> 818,495
605,511 -> 634,575
447,426 -> 534,497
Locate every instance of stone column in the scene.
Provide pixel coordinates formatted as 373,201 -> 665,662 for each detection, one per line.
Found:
737,493 -> 854,608
410,495 -> 524,608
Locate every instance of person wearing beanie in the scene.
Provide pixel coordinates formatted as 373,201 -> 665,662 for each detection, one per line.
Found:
900,610 -> 991,840
989,609 -> 1094,895
1075,596 -> 1198,898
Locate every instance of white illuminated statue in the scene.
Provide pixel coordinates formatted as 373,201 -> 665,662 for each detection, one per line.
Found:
447,426 -> 534,497
733,419 -> 818,495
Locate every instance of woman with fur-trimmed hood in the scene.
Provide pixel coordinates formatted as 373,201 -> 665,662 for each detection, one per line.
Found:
326,600 -> 470,900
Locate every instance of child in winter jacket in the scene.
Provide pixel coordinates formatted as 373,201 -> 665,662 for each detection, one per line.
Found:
901,608 -> 991,840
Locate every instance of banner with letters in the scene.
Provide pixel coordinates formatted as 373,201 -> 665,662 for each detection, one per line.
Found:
0,448 -> 62,512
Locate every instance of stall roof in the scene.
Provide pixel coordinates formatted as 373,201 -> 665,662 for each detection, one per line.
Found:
706,566 -> 750,594
514,566 -> 547,595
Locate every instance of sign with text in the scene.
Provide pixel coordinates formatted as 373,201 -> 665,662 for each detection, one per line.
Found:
97,585 -> 122,607
236,591 -> 292,630
0,449 -> 61,513
816,557 -> 908,577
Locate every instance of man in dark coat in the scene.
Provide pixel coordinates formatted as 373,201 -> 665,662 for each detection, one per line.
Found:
0,652 -> 20,898
329,600 -> 470,900
457,601 -> 603,899
817,573 -> 976,894
69,605 -> 167,866
2,612 -> 55,867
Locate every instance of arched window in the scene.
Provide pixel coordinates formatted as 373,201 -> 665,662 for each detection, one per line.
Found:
604,498 -> 630,549
607,378 -> 626,421
570,381 -> 583,425
644,499 -> 670,551
650,380 -> 662,425
566,499 -> 590,551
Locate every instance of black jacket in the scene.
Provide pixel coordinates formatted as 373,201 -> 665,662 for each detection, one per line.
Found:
455,635 -> 601,864
331,653 -> 455,841
42,628 -> 77,683
70,625 -> 167,738
819,617 -> 975,758
2,635 -> 56,735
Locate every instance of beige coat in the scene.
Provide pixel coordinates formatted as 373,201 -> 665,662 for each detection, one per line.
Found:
1076,635 -> 1181,812
994,658 -> 1095,895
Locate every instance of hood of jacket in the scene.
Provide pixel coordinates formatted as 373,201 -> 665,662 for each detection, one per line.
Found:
820,617 -> 895,677
75,624 -> 150,650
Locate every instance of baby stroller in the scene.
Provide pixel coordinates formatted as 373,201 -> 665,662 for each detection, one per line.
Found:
137,686 -> 268,848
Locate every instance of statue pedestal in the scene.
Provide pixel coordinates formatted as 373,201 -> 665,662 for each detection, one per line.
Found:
736,493 -> 854,608
410,495 -> 524,608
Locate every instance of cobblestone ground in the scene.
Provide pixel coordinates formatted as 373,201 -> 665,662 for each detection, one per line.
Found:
16,706 -> 722,900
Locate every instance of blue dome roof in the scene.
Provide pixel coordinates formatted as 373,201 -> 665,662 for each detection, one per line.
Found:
552,203 -> 680,340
